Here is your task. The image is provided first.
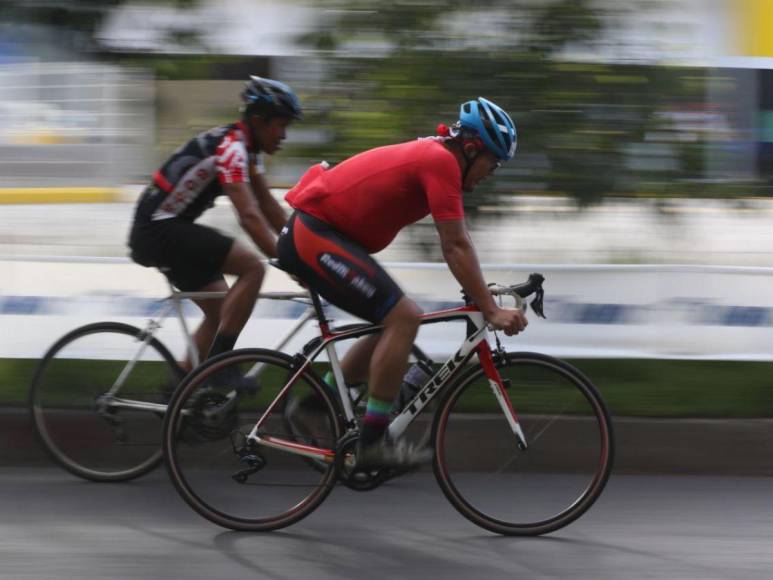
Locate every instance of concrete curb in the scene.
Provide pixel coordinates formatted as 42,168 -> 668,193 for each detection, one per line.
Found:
3,408 -> 773,475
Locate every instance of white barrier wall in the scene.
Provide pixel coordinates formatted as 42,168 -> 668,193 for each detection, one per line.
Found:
3,258 -> 773,361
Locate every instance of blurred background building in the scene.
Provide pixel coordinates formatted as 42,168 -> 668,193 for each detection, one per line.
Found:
1,0 -> 773,264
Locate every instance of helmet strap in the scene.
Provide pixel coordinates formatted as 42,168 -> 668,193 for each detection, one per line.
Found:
243,113 -> 263,153
460,151 -> 474,183
460,139 -> 482,184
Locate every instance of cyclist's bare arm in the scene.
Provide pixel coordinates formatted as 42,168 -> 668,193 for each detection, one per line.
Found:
435,219 -> 527,336
224,181 -> 278,258
249,166 -> 287,235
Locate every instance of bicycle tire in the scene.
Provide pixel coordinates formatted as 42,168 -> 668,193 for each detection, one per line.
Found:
29,322 -> 183,482
432,351 -> 614,536
163,348 -> 344,531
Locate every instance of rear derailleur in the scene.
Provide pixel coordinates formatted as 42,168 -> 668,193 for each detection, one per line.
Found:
230,431 -> 266,484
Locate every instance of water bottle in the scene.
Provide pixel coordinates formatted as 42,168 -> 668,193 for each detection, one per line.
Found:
392,359 -> 434,414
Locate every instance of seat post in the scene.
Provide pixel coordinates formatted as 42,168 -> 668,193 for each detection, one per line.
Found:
309,289 -> 331,335
267,258 -> 332,335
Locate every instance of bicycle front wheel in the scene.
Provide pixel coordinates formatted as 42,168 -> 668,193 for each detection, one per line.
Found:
163,348 -> 343,531
433,352 -> 614,536
29,322 -> 182,482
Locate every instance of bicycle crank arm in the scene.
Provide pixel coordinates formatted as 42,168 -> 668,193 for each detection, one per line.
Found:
100,396 -> 168,414
96,409 -> 128,443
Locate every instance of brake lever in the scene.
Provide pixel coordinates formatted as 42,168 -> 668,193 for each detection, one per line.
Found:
531,287 -> 546,319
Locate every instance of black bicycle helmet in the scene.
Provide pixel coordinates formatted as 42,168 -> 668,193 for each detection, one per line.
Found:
241,76 -> 302,120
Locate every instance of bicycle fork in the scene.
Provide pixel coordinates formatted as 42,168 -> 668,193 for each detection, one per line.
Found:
476,341 -> 528,451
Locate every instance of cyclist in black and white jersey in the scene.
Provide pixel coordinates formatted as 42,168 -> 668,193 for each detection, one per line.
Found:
129,76 -> 301,372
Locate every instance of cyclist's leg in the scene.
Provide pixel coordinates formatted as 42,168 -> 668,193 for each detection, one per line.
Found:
277,212 -> 429,465
339,333 -> 380,384
130,219 -> 233,369
277,211 -> 408,358
367,298 -> 421,402
208,241 -> 265,357
356,297 -> 422,459
182,277 -> 227,372
134,220 -> 259,363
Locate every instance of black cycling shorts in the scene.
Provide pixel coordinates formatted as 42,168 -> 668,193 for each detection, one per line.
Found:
277,211 -> 404,323
129,217 -> 234,291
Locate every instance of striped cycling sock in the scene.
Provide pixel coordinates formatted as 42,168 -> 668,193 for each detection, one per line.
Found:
360,396 -> 392,446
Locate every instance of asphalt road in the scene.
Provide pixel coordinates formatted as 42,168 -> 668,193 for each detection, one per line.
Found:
1,467 -> 771,580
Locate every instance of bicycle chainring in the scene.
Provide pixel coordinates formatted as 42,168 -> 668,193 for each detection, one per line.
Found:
334,432 -> 389,492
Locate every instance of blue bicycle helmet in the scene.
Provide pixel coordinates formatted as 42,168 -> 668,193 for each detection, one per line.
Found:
241,76 -> 302,120
458,97 -> 517,161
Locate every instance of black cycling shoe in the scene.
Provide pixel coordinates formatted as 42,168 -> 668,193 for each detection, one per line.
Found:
208,366 -> 260,396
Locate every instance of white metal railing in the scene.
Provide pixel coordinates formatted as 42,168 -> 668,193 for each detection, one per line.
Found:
4,257 -> 773,361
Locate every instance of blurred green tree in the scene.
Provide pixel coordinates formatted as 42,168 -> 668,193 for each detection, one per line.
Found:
295,0 -> 706,208
1,0 -> 200,53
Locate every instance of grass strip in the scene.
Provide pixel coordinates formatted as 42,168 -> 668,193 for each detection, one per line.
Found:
4,357 -> 772,418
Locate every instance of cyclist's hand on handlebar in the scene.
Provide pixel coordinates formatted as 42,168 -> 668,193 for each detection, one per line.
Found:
487,307 -> 528,336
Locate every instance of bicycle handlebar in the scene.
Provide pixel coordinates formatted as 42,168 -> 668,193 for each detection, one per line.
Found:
488,273 -> 546,319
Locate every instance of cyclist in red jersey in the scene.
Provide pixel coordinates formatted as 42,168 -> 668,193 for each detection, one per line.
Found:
277,97 -> 528,467
129,76 -> 301,372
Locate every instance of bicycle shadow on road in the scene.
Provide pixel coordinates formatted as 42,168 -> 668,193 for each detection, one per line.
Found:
213,526 -> 490,579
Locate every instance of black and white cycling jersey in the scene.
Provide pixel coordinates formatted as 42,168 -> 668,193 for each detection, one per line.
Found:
134,121 -> 264,222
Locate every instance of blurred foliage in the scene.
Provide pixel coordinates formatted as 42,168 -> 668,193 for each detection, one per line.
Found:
294,0 -> 758,210
1,0 -> 200,52
8,0 -> 765,205
2,1 -> 123,38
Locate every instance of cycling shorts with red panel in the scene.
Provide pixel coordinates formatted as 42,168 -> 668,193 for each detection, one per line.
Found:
277,211 -> 404,323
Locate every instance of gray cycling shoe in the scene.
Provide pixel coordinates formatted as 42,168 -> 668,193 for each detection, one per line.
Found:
355,437 -> 433,470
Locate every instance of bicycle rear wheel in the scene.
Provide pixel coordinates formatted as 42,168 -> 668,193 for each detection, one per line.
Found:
163,348 -> 343,531
29,322 -> 182,482
433,352 -> 614,536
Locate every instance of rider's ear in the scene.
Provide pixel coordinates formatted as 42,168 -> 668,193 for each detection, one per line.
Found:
462,141 -> 479,157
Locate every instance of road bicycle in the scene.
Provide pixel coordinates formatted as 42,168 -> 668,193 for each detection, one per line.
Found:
162,271 -> 615,536
28,278 -> 432,482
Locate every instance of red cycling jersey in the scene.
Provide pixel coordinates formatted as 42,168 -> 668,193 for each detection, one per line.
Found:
285,138 -> 463,253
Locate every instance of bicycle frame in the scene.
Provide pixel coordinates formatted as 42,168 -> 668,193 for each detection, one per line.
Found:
248,303 -> 528,464
103,285 -> 314,415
